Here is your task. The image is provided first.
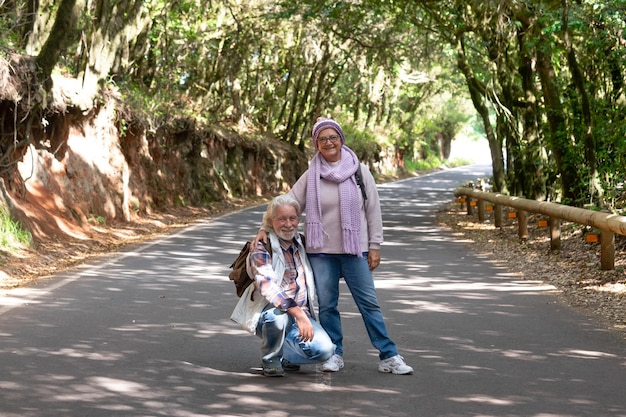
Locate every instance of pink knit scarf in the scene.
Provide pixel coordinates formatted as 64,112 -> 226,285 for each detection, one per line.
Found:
306,146 -> 362,256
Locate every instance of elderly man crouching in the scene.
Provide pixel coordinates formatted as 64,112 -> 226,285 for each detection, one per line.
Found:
231,194 -> 335,376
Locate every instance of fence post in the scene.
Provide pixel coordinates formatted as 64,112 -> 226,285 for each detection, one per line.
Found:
518,210 -> 528,240
549,217 -> 561,251
478,199 -> 485,223
600,230 -> 615,270
494,204 -> 502,228
466,197 -> 473,215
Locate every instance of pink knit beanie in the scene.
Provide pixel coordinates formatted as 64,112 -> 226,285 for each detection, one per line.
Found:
311,117 -> 346,148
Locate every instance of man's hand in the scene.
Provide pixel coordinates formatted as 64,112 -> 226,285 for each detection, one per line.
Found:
288,307 -> 314,342
295,316 -> 314,342
367,249 -> 380,271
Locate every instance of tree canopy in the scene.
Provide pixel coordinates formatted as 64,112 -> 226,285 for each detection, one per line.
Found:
1,0 -> 625,209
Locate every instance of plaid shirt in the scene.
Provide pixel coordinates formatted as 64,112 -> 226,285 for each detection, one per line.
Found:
249,237 -> 309,315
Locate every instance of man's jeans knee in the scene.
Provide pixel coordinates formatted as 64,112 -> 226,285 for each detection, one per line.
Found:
257,305 -> 335,366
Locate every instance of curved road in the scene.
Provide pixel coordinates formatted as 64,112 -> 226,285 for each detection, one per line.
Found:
1,164 -> 626,417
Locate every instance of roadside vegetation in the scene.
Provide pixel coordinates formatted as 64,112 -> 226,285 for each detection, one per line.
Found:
0,206 -> 31,256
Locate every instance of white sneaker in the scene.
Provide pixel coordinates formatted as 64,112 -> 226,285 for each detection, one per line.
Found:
378,355 -> 413,375
321,354 -> 344,372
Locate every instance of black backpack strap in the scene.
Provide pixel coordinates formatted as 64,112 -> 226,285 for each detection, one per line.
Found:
263,239 -> 272,257
354,164 -> 367,201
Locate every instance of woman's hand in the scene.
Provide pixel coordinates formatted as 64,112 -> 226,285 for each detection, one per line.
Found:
251,229 -> 268,248
367,249 -> 380,271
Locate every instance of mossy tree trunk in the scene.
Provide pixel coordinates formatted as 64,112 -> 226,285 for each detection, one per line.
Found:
35,0 -> 85,90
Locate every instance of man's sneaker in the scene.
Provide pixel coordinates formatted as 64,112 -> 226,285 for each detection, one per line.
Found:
321,354 -> 344,372
262,365 -> 285,377
281,359 -> 300,372
378,355 -> 413,375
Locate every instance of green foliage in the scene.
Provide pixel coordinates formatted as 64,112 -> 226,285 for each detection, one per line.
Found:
0,13 -> 20,49
88,215 -> 106,225
404,155 -> 443,172
3,0 -> 626,211
446,157 -> 474,168
0,206 -> 32,253
339,120 -> 382,163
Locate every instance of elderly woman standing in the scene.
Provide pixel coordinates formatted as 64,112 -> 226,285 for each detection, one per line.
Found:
260,117 -> 413,375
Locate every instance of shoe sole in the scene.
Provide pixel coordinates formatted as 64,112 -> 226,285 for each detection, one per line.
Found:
263,368 -> 286,377
263,371 -> 285,377
378,367 -> 413,375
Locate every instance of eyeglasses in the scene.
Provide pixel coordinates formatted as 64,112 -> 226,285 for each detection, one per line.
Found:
274,215 -> 299,224
318,135 -> 340,144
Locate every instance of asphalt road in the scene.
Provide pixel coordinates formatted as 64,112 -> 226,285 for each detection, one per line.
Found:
2,164 -> 626,417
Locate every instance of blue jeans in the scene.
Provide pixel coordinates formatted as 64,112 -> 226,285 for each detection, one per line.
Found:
256,305 -> 335,367
309,253 -> 398,360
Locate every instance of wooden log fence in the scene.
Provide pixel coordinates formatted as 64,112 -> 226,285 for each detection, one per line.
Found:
454,187 -> 626,270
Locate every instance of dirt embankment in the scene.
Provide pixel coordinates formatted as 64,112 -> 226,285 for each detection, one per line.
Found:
0,106 -> 305,287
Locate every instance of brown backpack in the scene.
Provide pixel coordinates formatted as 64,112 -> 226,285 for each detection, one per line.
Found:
228,241 -> 271,298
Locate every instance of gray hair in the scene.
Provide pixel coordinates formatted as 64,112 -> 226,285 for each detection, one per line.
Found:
262,194 -> 301,231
